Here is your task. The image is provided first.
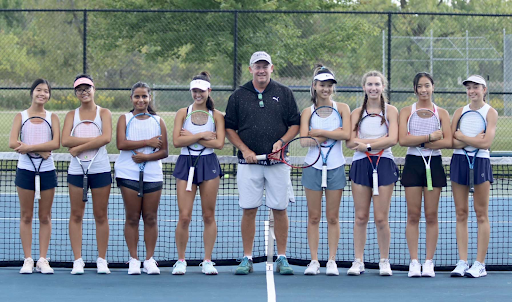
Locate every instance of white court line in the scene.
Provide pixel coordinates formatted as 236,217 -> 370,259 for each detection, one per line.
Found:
265,212 -> 276,302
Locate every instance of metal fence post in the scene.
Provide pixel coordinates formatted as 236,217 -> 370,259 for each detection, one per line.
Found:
83,9 -> 87,74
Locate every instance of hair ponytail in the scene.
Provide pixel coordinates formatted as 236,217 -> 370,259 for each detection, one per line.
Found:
130,81 -> 157,115
310,64 -> 336,105
192,71 -> 214,111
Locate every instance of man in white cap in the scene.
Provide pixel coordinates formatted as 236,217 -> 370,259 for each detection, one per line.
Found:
225,51 -> 300,275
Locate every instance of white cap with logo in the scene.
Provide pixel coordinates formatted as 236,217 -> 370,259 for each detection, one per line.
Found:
250,51 -> 272,65
462,75 -> 487,87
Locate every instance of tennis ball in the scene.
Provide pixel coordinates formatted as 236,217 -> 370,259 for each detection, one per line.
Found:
224,174 -> 230,179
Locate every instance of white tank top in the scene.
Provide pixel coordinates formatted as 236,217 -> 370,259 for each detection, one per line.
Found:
180,105 -> 215,156
353,104 -> 394,162
17,110 -> 56,172
114,112 -> 163,182
453,103 -> 491,158
406,103 -> 442,157
305,101 -> 346,170
68,106 -> 111,175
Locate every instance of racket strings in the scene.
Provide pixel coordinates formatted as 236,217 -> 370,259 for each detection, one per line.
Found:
459,113 -> 486,137
21,120 -> 52,158
73,122 -> 101,161
408,112 -> 439,136
284,137 -> 318,168
358,115 -> 388,139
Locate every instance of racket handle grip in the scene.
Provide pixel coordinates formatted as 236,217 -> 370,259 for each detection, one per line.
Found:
426,169 -> 433,191
34,174 -> 41,200
469,168 -> 475,193
255,155 -> 267,161
138,171 -> 144,197
82,175 -> 88,202
372,170 -> 379,196
186,167 -> 195,192
321,165 -> 327,188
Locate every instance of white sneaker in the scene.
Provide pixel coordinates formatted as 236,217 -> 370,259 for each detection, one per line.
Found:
36,257 -> 54,274
408,259 -> 421,277
422,259 -> 435,277
347,258 -> 365,276
143,257 -> 161,275
128,257 -> 141,275
304,260 -> 320,275
172,260 -> 187,275
465,261 -> 487,278
451,260 -> 469,277
379,258 -> 392,276
200,261 -> 218,275
20,257 -> 34,274
71,258 -> 85,275
96,257 -> 111,274
326,260 -> 339,276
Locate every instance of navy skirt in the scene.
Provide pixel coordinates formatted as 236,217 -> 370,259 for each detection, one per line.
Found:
349,157 -> 399,187
450,154 -> 493,186
173,153 -> 223,184
15,168 -> 57,191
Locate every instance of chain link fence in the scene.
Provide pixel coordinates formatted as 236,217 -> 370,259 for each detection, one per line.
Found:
1,10 -> 511,156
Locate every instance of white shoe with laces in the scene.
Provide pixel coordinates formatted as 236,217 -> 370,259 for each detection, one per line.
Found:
172,260 -> 187,275
20,257 -> 34,274
96,257 -> 111,274
408,259 -> 421,278
304,260 -> 320,275
36,257 -> 54,274
326,260 -> 339,276
422,259 -> 435,277
347,258 -> 365,276
128,257 -> 141,275
143,257 -> 161,275
465,261 -> 487,278
200,261 -> 218,275
451,260 -> 469,277
379,258 -> 392,276
71,258 -> 85,275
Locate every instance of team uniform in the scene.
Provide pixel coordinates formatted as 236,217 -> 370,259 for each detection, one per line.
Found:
68,106 -> 112,189
225,79 -> 300,210
349,105 -> 399,187
302,101 -> 346,191
115,112 -> 163,193
172,105 -> 223,184
15,110 -> 58,191
401,103 -> 446,188
450,103 -> 493,186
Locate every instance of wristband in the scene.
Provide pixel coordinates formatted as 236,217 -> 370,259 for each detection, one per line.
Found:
279,138 -> 285,145
420,143 -> 425,148
428,134 -> 431,143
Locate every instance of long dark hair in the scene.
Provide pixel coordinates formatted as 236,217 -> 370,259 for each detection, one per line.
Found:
310,64 -> 336,105
130,82 -> 157,115
192,71 -> 214,111
30,78 -> 52,99
413,72 -> 434,94
354,70 -> 388,132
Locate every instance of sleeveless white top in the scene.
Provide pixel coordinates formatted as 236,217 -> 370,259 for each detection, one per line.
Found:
453,103 -> 491,158
353,104 -> 394,162
17,110 -> 56,172
114,112 -> 163,182
180,105 -> 215,156
406,103 -> 442,157
68,106 -> 111,175
305,101 -> 346,170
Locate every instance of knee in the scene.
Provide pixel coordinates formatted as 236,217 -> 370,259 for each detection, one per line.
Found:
475,211 -> 489,224
455,209 -> 468,223
143,214 -> 158,228
70,213 -> 83,224
125,215 -> 140,227
94,213 -> 108,225
308,215 -> 321,226
355,214 -> 369,227
374,217 -> 388,230
178,214 -> 192,227
38,214 -> 51,225
424,213 -> 438,225
20,213 -> 33,225
202,213 -> 215,225
326,216 -> 339,226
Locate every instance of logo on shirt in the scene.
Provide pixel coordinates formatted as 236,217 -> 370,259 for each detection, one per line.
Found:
272,96 -> 280,102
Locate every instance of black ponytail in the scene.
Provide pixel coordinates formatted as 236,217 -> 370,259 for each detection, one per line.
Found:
192,71 -> 214,111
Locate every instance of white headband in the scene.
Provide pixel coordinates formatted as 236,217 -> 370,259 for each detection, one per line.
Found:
314,73 -> 337,83
190,79 -> 211,91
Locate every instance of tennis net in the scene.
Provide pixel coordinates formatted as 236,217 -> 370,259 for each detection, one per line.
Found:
0,153 -> 511,270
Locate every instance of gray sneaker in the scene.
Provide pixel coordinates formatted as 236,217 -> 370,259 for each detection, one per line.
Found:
235,257 -> 253,275
275,256 -> 294,275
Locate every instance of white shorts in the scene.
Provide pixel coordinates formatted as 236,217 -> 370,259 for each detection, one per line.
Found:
237,163 -> 294,210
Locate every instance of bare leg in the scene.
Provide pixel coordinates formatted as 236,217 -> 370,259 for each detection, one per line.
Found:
272,208 -> 289,255
325,189 -> 342,260
141,189 -> 162,260
452,181 -> 469,261
423,187 -> 441,260
68,184 -> 86,260
473,181 -> 490,263
241,208 -> 258,256
405,187 -> 423,260
373,184 -> 393,259
38,188 -> 55,258
305,188 -> 322,260
175,179 -> 196,260
91,185 -> 111,259
121,186 -> 142,259
17,187 -> 35,259
198,178 -> 220,260
352,182 -> 372,260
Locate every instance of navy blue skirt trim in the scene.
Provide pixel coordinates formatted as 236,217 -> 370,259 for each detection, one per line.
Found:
450,154 -> 493,186
173,153 -> 223,184
15,168 -> 57,191
349,157 -> 399,187
401,155 -> 447,188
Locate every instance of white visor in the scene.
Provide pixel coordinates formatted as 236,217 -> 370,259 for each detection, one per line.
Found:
462,75 -> 486,87
190,79 -> 211,91
314,73 -> 337,83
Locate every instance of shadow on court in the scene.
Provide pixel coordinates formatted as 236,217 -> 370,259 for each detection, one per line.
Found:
1,263 -> 511,302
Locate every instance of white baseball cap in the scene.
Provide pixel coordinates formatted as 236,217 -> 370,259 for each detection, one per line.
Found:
462,75 -> 486,87
190,79 -> 211,91
250,51 -> 272,65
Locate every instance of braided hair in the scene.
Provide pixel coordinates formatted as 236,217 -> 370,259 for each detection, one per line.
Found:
354,71 -> 388,132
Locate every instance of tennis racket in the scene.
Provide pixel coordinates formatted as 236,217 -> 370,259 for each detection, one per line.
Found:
126,113 -> 161,197
309,106 -> 342,188
183,110 -> 215,192
255,136 -> 320,168
71,120 -> 102,202
357,113 -> 389,196
407,109 -> 441,191
457,110 -> 486,193
19,117 -> 53,200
